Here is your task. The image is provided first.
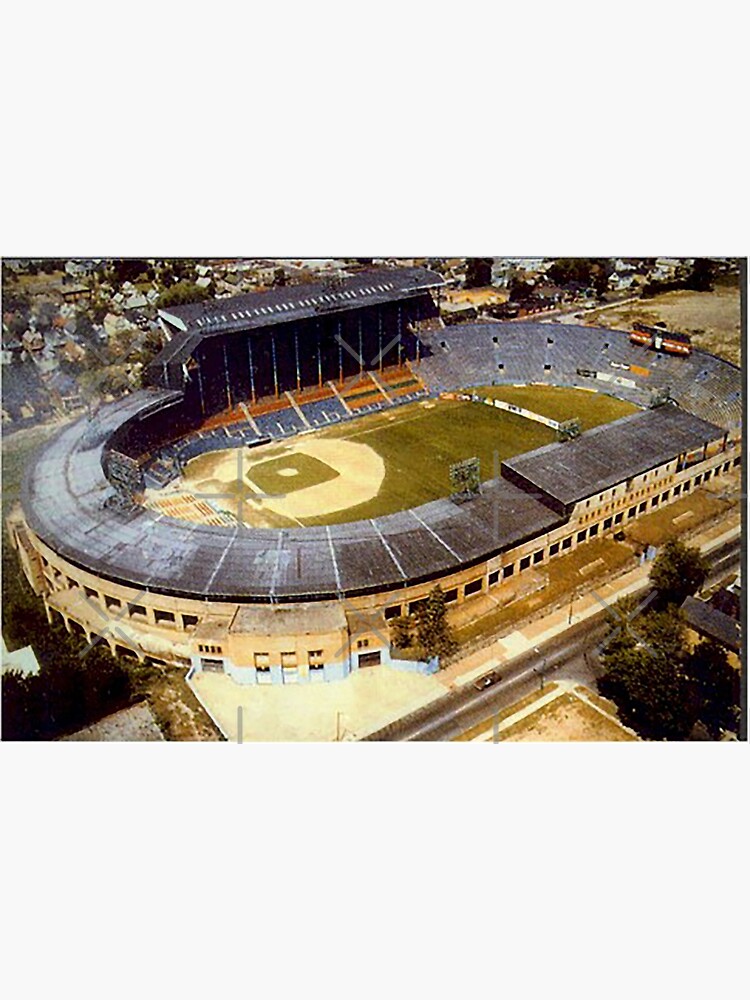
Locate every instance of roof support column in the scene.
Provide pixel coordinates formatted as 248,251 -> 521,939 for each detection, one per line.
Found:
378,309 -> 383,371
196,351 -> 206,417
247,336 -> 256,404
223,341 -> 232,410
316,323 -> 323,388
271,332 -> 279,398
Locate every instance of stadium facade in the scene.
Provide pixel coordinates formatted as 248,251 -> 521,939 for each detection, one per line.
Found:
8,268 -> 743,685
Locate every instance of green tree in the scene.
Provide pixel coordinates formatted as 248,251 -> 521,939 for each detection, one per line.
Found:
1,539 -> 136,740
389,615 -> 414,650
650,539 -> 710,605
508,276 -> 535,302
590,259 -> 611,298
464,258 -> 493,289
686,258 -> 716,292
156,280 -> 213,311
683,639 -> 740,738
636,608 -> 687,665
546,258 -> 595,286
598,646 -> 696,740
415,586 -> 457,662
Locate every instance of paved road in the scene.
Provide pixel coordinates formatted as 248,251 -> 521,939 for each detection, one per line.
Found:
364,537 -> 740,742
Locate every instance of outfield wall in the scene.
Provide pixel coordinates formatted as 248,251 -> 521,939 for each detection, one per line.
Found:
444,392 -> 562,431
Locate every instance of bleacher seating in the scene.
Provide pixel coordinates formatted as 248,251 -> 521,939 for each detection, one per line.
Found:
139,325 -> 740,492
417,322 -> 742,429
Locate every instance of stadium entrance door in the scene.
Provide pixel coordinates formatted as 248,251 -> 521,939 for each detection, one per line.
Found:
358,651 -> 382,669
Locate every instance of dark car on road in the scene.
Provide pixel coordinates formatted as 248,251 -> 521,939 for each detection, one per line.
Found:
473,673 -> 498,691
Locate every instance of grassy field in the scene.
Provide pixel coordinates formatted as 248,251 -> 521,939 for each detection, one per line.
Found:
1,421 -> 65,502
257,386 -> 639,525
302,397 -> 557,524
474,384 -> 638,430
585,284 -> 742,366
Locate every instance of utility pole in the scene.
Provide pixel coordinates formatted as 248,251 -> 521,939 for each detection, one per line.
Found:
533,647 -> 548,692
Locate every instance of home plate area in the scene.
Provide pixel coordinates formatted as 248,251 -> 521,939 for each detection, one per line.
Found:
175,437 -> 386,527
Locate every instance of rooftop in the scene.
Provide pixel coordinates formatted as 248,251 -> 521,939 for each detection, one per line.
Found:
231,603 -> 347,635
158,266 -> 443,337
502,405 -> 725,508
681,596 -> 741,653
22,392 -> 562,601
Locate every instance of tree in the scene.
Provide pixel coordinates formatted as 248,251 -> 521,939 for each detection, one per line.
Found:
650,539 -> 710,605
415,586 -> 457,662
598,646 -> 696,740
686,258 -> 716,292
508,276 -> 535,302
464,258 -> 493,289
635,608 -> 687,665
683,639 -> 740,738
156,280 -> 213,311
389,615 -> 414,650
600,597 -> 687,666
272,267 -> 287,287
1,537 -> 136,740
111,259 -> 150,285
590,259 -> 611,298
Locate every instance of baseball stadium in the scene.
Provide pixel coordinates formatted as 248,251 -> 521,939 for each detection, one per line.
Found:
8,267 -> 742,685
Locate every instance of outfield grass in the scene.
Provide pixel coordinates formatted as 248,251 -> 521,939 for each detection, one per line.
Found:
299,388 -> 636,525
474,384 -> 638,430
302,398 -> 557,524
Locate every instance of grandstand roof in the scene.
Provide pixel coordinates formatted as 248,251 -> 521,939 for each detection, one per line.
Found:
22,391 -> 562,601
158,266 -> 444,337
502,405 -> 725,509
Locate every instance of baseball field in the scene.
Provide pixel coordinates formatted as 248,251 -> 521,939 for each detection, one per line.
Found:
159,386 -> 639,528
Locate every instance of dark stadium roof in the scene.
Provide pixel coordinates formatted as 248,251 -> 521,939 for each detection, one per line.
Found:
502,405 -> 725,508
681,596 -> 741,653
22,390 -> 562,602
158,266 -> 444,337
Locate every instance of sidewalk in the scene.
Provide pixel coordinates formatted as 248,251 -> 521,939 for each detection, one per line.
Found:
438,515 -> 741,691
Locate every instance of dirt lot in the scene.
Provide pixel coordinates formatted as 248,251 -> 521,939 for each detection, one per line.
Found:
585,285 -> 742,366
499,689 -> 636,742
443,287 -> 508,307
